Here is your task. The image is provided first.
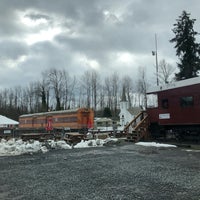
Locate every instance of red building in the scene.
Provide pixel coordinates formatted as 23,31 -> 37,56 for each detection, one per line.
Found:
146,77 -> 200,140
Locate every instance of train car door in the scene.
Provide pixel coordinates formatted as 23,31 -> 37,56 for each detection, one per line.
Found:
46,116 -> 53,132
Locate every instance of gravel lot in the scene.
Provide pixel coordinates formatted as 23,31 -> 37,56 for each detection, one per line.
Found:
0,142 -> 200,200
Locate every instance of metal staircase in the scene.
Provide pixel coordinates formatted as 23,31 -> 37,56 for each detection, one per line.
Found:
124,111 -> 149,142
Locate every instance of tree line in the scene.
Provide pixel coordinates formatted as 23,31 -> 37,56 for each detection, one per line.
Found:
0,67 -> 150,121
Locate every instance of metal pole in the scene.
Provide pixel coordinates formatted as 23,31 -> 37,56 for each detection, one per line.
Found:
155,34 -> 159,86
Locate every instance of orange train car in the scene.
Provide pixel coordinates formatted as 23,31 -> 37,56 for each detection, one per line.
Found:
19,108 -> 94,132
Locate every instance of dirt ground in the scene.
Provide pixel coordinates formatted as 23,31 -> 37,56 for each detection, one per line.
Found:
0,142 -> 200,200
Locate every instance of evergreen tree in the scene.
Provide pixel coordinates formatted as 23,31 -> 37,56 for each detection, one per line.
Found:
103,107 -> 112,118
170,10 -> 200,80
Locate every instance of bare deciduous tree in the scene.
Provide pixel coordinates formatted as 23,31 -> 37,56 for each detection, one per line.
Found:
48,68 -> 66,110
158,59 -> 175,84
136,67 -> 148,109
104,72 -> 120,117
61,71 -> 77,109
91,70 -> 99,111
34,71 -> 50,112
80,70 -> 92,108
0,66 -> 153,120
110,72 -> 119,117
122,75 -> 133,108
104,76 -> 112,108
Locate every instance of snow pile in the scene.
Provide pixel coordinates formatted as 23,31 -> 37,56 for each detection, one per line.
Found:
0,139 -> 177,157
74,139 -> 102,148
135,142 -> 177,148
0,137 -> 119,156
46,140 -> 72,150
0,139 -> 47,156
74,138 -> 118,148
0,139 -> 73,156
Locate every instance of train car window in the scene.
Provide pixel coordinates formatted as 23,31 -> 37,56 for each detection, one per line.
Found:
180,96 -> 194,107
147,94 -> 158,108
161,99 -> 169,109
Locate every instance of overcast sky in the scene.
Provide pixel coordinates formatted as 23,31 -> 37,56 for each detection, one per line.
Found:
0,0 -> 200,89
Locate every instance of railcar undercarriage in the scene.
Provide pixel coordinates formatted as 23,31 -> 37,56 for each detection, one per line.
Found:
150,123 -> 200,142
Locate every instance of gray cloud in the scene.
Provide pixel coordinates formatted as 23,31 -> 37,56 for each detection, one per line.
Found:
0,40 -> 28,60
25,13 -> 50,21
0,0 -> 200,89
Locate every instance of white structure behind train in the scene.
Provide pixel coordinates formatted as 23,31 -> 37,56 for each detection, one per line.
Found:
119,87 -> 142,127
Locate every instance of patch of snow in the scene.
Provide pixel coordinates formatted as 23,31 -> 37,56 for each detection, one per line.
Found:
55,140 -> 72,149
135,142 -> 177,148
0,137 -> 119,156
0,139 -> 44,156
0,139 -> 178,156
74,139 -> 104,148
184,149 -> 200,152
46,140 -> 72,150
40,146 -> 49,153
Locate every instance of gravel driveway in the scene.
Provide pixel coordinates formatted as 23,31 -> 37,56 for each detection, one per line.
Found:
0,142 -> 200,200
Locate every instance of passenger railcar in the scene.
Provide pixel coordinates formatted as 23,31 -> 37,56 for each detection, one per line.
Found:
146,77 -> 200,141
19,108 -> 94,133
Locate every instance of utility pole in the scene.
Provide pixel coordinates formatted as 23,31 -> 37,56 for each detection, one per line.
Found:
155,34 -> 159,86
152,34 -> 159,86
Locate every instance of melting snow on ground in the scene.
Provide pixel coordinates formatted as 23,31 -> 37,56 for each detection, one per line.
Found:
0,139 -> 178,157
0,138 -> 119,156
135,142 -> 177,148
184,149 -> 200,152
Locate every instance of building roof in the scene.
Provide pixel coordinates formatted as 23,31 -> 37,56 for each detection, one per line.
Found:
0,115 -> 19,126
147,76 -> 200,94
20,108 -> 81,118
95,117 -> 112,122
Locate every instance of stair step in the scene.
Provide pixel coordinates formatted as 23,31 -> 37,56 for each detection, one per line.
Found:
124,111 -> 149,143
